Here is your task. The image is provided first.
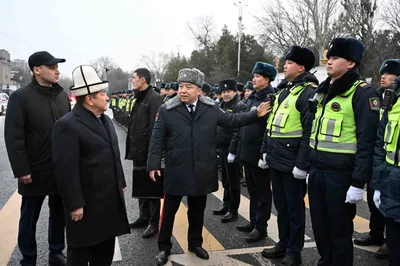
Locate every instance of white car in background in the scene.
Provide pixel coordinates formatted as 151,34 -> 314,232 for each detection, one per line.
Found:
0,93 -> 9,115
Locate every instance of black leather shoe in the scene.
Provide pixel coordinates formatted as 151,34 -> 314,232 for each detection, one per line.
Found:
236,222 -> 253,232
353,235 -> 384,246
213,206 -> 228,215
156,251 -> 170,265
245,229 -> 267,243
278,255 -> 302,266
221,212 -> 238,223
188,246 -> 209,260
129,218 -> 148,229
142,225 -> 158,238
262,246 -> 286,258
375,243 -> 388,259
49,253 -> 67,266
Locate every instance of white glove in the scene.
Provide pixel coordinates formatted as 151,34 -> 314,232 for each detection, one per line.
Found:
345,186 -> 364,204
292,167 -> 307,180
227,153 -> 236,163
306,174 -> 309,184
258,153 -> 268,169
373,190 -> 381,209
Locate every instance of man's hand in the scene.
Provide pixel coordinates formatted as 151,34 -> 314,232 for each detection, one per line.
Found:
149,170 -> 161,182
257,102 -> 272,117
18,174 -> 32,184
123,187 -> 126,194
71,207 -> 84,222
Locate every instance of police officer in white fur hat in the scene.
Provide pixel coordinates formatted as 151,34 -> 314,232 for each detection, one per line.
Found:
52,65 -> 130,266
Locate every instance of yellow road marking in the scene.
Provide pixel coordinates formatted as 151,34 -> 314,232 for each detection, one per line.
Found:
172,202 -> 224,252
0,190 -> 21,266
304,194 -> 370,233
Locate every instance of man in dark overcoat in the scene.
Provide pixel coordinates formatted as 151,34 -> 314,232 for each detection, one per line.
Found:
125,68 -> 163,238
4,51 -> 69,266
52,65 -> 130,266
147,68 -> 272,265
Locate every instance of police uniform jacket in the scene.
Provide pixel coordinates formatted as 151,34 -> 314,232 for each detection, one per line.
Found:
308,69 -> 380,188
233,85 -> 275,167
216,94 -> 244,151
261,72 -> 318,172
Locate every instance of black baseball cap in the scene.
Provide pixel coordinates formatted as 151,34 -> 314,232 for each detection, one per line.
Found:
28,51 -> 66,71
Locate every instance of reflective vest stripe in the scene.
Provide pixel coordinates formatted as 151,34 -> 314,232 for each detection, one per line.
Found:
386,152 -> 399,162
324,119 -> 336,142
309,139 -> 357,152
273,113 -> 285,132
268,129 -> 303,137
384,122 -> 393,144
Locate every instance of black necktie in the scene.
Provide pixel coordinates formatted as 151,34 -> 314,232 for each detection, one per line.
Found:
188,104 -> 195,119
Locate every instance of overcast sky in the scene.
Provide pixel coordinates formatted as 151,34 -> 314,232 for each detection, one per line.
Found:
0,0 -> 266,78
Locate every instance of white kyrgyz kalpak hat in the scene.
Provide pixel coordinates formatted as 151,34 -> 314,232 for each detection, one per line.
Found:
70,65 -> 109,96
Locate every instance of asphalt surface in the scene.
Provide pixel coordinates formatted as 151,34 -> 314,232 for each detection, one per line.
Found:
0,109 -> 389,266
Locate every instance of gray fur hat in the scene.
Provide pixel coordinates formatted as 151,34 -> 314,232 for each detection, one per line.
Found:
177,68 -> 205,88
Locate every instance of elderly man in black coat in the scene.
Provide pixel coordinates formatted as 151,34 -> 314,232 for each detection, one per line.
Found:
52,65 -> 130,266
147,68 -> 272,265
4,51 -> 69,266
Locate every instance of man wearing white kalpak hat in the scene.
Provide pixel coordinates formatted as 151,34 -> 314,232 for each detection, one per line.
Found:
52,65 -> 130,265
147,68 -> 272,265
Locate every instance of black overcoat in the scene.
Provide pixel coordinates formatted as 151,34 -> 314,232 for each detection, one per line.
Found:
52,103 -> 130,248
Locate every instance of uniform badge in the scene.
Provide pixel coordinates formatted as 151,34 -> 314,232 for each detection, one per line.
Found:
251,106 -> 257,111
369,97 -> 380,111
224,84 -> 228,88
331,102 -> 341,112
284,100 -> 289,108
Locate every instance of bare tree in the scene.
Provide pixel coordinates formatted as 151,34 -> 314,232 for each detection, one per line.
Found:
254,0 -> 312,55
91,56 -> 116,80
187,15 -> 217,49
139,51 -> 171,83
254,0 -> 341,62
382,0 -> 400,34
303,0 -> 341,60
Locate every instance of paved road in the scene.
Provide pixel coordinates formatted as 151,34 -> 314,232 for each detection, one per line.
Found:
0,109 -> 389,266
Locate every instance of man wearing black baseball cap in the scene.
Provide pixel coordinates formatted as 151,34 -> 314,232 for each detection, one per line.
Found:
28,51 -> 66,70
5,51 -> 69,266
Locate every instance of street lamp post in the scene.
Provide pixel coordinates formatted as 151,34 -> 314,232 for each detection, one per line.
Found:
234,1 -> 246,78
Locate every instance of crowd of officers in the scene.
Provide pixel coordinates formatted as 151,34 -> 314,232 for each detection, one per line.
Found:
4,36 -> 400,266
107,37 -> 400,266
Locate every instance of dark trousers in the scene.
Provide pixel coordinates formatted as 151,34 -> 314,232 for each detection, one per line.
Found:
158,194 -> 207,252
18,194 -> 65,266
386,218 -> 400,266
244,165 -> 272,233
366,184 -> 385,239
219,146 -> 241,214
67,238 -> 115,266
308,168 -> 356,266
138,198 -> 161,226
270,168 -> 306,257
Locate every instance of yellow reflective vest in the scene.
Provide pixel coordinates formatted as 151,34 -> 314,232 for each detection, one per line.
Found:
383,98 -> 400,165
266,83 -> 312,138
309,80 -> 365,154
